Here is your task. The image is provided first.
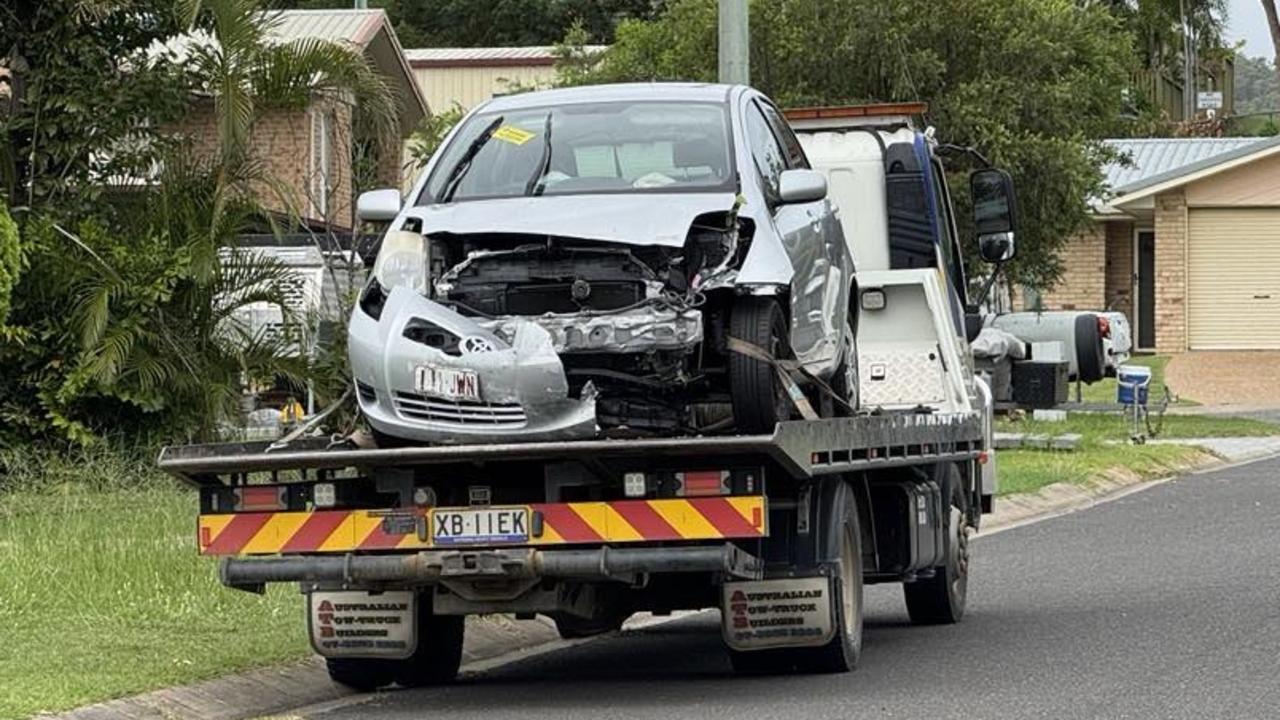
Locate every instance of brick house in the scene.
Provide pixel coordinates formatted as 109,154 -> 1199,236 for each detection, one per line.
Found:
1034,136 -> 1280,353
174,9 -> 428,231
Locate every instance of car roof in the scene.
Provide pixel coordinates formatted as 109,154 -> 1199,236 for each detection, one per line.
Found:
479,82 -> 740,113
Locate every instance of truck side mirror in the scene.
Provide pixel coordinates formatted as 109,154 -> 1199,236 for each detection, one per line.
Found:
971,168 -> 1017,263
357,188 -> 403,223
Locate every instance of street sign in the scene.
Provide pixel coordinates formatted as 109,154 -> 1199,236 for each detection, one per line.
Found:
1197,91 -> 1223,110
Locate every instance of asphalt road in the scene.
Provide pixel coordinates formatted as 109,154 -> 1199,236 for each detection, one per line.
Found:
313,457 -> 1280,720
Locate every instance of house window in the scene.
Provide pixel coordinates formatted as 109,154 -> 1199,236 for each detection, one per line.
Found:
310,108 -> 333,219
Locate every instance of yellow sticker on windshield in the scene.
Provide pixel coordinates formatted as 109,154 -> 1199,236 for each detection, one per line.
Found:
493,125 -> 537,145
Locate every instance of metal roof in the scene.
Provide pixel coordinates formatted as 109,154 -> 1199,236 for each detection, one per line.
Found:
404,45 -> 607,67
1102,137 -> 1278,194
266,9 -> 388,48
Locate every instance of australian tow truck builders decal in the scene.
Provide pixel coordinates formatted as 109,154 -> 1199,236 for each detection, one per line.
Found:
721,577 -> 835,650
308,590 -> 416,659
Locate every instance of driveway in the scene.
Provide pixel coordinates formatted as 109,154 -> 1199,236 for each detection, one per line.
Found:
306,456 -> 1280,720
1165,351 -> 1280,407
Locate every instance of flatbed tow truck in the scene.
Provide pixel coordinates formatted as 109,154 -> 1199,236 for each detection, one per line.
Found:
160,99 -> 1016,688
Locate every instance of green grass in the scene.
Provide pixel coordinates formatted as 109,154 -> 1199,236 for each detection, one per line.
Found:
994,411 -> 1280,497
1077,354 -> 1197,405
0,452 -> 309,720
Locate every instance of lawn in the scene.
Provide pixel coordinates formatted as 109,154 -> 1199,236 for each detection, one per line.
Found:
994,410 -> 1280,496
0,453 -> 310,720
1077,354 -> 1196,405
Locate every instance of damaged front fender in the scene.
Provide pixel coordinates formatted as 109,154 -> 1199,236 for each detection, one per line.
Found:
349,286 -> 597,444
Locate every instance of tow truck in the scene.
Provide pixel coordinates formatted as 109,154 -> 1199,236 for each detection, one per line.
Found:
160,96 -> 1018,688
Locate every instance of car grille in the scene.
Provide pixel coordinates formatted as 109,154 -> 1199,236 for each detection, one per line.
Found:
393,391 -> 527,426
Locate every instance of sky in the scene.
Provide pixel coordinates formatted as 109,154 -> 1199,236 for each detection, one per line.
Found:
1227,0 -> 1275,60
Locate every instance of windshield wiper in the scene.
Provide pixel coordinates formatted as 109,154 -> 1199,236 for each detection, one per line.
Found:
524,112 -> 554,196
439,115 -> 503,203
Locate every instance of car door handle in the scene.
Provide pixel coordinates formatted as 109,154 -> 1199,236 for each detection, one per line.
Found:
1254,294 -> 1272,300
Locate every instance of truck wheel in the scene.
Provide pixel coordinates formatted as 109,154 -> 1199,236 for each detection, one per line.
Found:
903,463 -> 970,624
326,657 -> 395,692
392,602 -> 465,687
728,481 -> 863,675
730,297 -> 793,433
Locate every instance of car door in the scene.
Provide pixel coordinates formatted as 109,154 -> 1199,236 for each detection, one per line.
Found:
744,100 -> 848,375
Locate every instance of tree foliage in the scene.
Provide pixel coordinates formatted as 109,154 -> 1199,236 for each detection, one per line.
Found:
579,0 -> 1133,290
0,202 -> 19,327
1235,53 -> 1280,114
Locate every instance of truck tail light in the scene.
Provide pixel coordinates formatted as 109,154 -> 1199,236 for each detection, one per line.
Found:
234,485 -> 287,512
677,470 -> 729,497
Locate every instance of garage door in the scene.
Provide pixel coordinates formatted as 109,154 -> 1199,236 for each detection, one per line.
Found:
1188,208 -> 1280,349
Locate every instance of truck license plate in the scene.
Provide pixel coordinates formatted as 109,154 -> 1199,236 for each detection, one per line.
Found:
432,507 -> 530,546
414,365 -> 480,401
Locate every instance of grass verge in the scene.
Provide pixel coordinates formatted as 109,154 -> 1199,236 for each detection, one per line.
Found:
1077,355 -> 1197,405
0,451 -> 309,720
994,411 -> 1280,496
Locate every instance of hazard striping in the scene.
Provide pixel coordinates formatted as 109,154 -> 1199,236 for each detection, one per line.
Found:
197,496 -> 767,556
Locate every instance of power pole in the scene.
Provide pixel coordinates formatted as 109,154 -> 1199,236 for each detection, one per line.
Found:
718,0 -> 749,85
354,0 -> 368,8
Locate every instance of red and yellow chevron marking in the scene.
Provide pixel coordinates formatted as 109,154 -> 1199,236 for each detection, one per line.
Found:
198,496 -> 767,556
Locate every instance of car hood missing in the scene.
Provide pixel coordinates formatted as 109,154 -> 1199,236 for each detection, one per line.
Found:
403,192 -> 740,247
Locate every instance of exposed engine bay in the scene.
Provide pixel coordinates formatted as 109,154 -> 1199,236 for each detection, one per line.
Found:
349,212 -> 755,443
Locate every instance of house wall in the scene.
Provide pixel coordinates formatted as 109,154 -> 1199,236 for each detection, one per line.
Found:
1104,220 -> 1135,321
1040,222 -> 1106,310
1185,151 -> 1280,206
1153,188 -> 1188,352
175,97 -> 356,229
411,64 -> 557,112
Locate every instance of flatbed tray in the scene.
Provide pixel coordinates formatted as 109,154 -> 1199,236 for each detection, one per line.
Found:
159,412 -> 984,485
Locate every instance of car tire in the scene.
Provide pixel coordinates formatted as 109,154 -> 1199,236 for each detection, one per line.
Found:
729,481 -> 863,675
730,297 -> 794,433
828,321 -> 859,416
1074,314 -> 1105,384
903,463 -> 970,625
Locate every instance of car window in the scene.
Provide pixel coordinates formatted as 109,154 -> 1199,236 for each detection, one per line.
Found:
745,104 -> 787,197
759,102 -> 809,169
419,101 -> 734,204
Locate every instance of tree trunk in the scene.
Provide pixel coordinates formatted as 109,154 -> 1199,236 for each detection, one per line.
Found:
1262,0 -> 1280,87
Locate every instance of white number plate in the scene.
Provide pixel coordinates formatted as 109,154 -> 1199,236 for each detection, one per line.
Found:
432,507 -> 530,546
414,365 -> 480,401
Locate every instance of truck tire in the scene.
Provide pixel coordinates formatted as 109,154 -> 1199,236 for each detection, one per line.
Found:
729,480 -> 863,674
729,297 -> 793,433
1074,314 -> 1105,384
326,657 -> 395,692
392,602 -> 465,688
903,463 -> 970,624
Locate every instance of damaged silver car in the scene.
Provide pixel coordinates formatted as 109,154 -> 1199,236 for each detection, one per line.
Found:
349,83 -> 858,444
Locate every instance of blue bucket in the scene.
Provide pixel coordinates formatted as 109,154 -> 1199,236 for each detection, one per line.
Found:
1117,365 -> 1151,406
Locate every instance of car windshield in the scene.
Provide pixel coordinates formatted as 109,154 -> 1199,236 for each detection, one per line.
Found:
420,101 -> 734,204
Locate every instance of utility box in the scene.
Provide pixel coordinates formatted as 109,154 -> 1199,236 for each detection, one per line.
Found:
1011,360 -> 1068,408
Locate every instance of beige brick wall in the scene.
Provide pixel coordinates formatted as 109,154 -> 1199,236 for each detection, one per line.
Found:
1041,222 -> 1107,310
1153,189 -> 1188,352
1104,220 -> 1134,321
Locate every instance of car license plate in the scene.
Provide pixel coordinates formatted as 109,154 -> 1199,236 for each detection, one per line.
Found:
414,365 -> 480,401
432,507 -> 530,546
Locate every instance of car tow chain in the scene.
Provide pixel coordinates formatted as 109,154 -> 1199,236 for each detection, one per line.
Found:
727,336 -> 857,421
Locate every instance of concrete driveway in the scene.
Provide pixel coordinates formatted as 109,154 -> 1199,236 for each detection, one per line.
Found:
1165,351 -> 1280,407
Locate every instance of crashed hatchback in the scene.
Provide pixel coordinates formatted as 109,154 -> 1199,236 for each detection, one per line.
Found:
349,83 -> 858,444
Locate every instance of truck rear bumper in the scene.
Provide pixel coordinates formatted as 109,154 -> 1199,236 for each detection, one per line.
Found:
220,543 -> 763,591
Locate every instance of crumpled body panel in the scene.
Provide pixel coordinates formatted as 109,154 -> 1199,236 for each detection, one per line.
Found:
349,287 -> 597,443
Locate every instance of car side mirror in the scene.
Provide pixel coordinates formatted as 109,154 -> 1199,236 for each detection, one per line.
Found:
778,169 -> 827,205
357,188 -> 402,223
971,168 -> 1017,263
